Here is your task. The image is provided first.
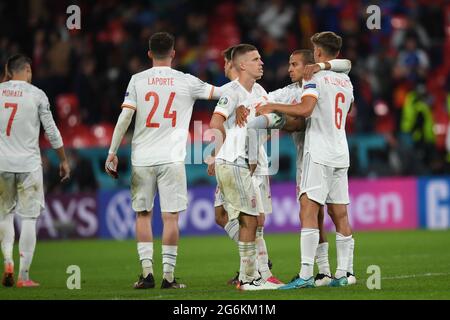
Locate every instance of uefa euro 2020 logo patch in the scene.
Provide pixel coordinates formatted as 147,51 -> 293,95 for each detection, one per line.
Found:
218,97 -> 228,106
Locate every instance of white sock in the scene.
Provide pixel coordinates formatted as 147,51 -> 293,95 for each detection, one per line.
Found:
137,242 -> 153,277
255,227 -> 272,280
315,242 -> 331,276
299,228 -> 319,280
224,219 -> 239,243
238,241 -> 258,283
348,238 -> 355,275
0,214 -> 15,266
336,233 -> 352,279
162,245 -> 177,282
19,218 -> 37,281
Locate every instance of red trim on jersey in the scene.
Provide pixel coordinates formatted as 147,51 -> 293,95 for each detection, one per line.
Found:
121,104 -> 136,110
208,86 -> 215,100
213,111 -> 227,120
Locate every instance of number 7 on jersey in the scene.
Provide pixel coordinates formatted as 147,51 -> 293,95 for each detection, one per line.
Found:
4,103 -> 18,136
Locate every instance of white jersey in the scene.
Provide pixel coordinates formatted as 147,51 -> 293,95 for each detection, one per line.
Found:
0,80 -> 63,173
213,80 -> 269,174
301,71 -> 354,168
268,82 -> 304,181
123,66 -> 225,166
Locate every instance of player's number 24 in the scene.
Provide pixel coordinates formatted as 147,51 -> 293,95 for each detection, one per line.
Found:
145,91 -> 177,128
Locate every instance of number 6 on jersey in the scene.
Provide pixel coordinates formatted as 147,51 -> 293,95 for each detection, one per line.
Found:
334,92 -> 345,129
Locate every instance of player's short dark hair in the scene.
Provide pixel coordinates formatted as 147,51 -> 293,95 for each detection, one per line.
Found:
311,31 -> 342,57
6,54 -> 32,75
149,32 -> 175,59
231,44 -> 257,61
222,45 -> 236,61
291,49 -> 314,65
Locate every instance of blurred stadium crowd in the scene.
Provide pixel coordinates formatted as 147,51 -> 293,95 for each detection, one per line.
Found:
0,0 -> 449,193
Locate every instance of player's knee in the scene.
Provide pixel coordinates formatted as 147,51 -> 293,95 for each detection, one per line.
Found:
162,212 -> 179,224
214,207 -> 227,227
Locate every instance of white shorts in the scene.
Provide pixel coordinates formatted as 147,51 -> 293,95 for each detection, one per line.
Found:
299,153 -> 349,205
0,167 -> 45,218
131,162 -> 187,213
215,162 -> 258,220
214,175 -> 272,215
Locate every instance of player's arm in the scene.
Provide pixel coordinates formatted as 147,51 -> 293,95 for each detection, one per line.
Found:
105,106 -> 135,178
303,59 -> 352,80
186,74 -> 231,101
257,95 -> 318,118
209,113 -> 226,157
38,93 -> 70,182
206,94 -> 235,175
283,116 -> 305,132
105,76 -> 137,178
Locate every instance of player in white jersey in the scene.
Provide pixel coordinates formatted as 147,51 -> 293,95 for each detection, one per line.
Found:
210,44 -> 281,291
0,55 -> 70,288
258,32 -> 354,289
240,50 -> 356,286
104,32 -> 228,290
207,46 -> 281,286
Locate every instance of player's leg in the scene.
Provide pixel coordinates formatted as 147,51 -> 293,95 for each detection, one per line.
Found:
0,171 -> 17,287
281,154 -> 325,290
314,206 -> 332,286
215,163 -> 276,290
214,186 -> 239,243
326,204 -> 356,285
253,175 -> 282,285
255,213 -> 271,279
158,162 -> 187,289
326,167 -> 353,287
0,213 -> 15,287
237,213 -> 259,287
347,236 -> 356,284
17,217 -> 38,287
131,166 -> 157,289
15,168 -> 44,287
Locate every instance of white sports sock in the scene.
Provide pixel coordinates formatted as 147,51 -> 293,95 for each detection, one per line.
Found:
19,218 -> 37,281
162,245 -> 177,282
0,214 -> 15,266
348,238 -> 355,275
224,219 -> 239,243
299,228 -> 319,280
238,241 -> 258,283
137,242 -> 153,277
255,227 -> 272,280
336,233 -> 353,279
315,242 -> 331,276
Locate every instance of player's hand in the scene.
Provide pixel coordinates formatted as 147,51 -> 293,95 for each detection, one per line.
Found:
105,153 -> 119,179
59,160 -> 71,183
256,105 -> 273,116
235,105 -> 249,127
207,163 -> 215,176
205,156 -> 215,176
249,163 -> 257,176
303,63 -> 321,81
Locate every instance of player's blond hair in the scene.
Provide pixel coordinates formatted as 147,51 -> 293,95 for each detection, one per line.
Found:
311,31 -> 342,57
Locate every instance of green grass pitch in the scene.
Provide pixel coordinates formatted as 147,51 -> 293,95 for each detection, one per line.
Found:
1,230 -> 449,300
